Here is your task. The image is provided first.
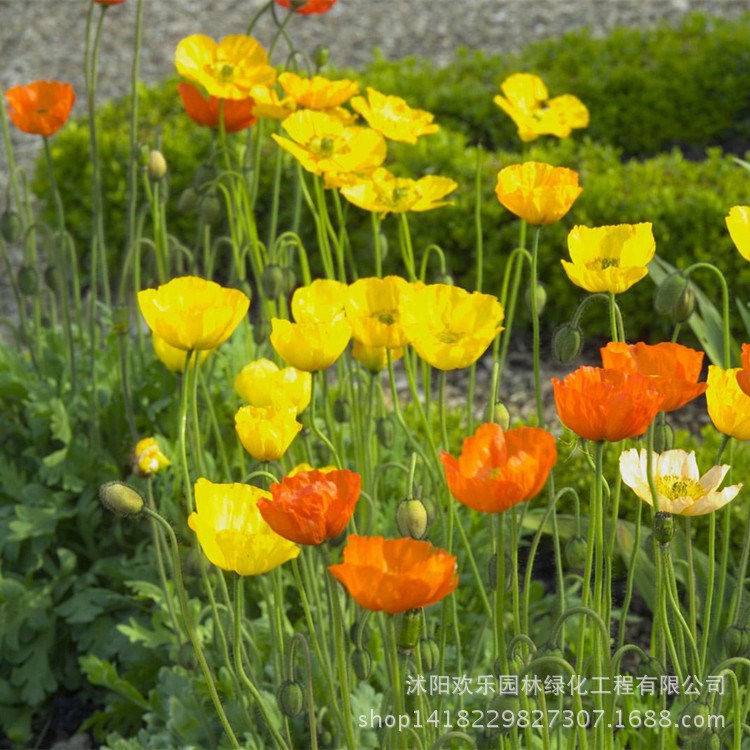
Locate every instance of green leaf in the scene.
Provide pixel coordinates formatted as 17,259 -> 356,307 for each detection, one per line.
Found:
10,629 -> 57,705
55,586 -> 119,625
8,505 -> 61,541
79,654 -> 151,711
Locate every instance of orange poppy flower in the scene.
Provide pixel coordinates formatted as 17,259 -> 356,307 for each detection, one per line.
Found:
328,535 -> 458,614
440,424 -> 557,513
737,344 -> 750,397
94,0 -> 125,4
258,469 -> 361,545
600,341 -> 707,413
274,0 -> 336,13
5,81 -> 76,137
552,366 -> 664,442
177,82 -> 256,133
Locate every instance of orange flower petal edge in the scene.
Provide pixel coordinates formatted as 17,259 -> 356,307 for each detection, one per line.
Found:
440,423 -> 557,513
328,535 -> 458,614
259,469 -> 361,545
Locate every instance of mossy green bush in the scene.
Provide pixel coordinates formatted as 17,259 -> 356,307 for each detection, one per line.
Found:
33,12 -> 750,341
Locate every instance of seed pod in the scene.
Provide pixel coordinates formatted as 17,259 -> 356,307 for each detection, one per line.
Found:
261,263 -> 285,299
17,264 -> 38,296
552,322 -> 583,364
99,481 -> 144,517
653,511 -> 674,546
396,498 -> 429,540
376,416 -> 395,448
350,648 -> 372,680
276,679 -> 304,718
396,608 -> 422,654
564,535 -> 588,570
0,210 -> 22,243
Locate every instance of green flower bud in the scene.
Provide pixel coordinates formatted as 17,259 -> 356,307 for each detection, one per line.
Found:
252,318 -> 271,346
432,272 -> 454,286
654,511 -> 674,546
178,187 -> 199,214
261,263 -> 285,299
723,624 -> 750,658
43,265 -> 59,292
333,398 -> 351,424
350,648 -> 372,680
17,264 -> 38,296
677,700 -> 710,740
564,535 -> 588,570
276,679 -> 304,718
654,273 -> 696,323
418,636 -> 440,672
531,643 -> 564,681
487,694 -> 522,735
376,415 -> 395,448
652,421 -> 675,452
491,401 -> 510,431
552,322 -> 583,364
111,305 -> 131,335
199,193 -> 223,226
147,150 -> 168,181
396,498 -> 429,540
99,481 -> 144,517
690,731 -> 722,750
193,163 -> 217,193
420,495 -> 437,526
637,655 -> 665,679
282,267 -> 297,296
525,282 -> 547,316
0,210 -> 22,243
396,608 -> 422,654
312,44 -> 330,68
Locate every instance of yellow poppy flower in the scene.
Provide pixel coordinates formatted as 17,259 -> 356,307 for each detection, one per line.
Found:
132,437 -> 170,477
278,72 -> 359,109
345,276 -> 412,349
706,365 -> 750,440
400,284 -> 504,370
340,167 -> 458,215
495,162 -> 582,226
288,462 -> 336,476
271,109 -> 386,179
188,479 -> 300,575
137,276 -> 249,351
234,358 -> 312,414
152,333 -> 211,372
291,279 -> 348,322
270,313 -> 352,372
350,87 -> 439,143
235,404 -> 303,462
351,340 -> 403,372
250,84 -> 297,120
726,205 -> 750,262
175,34 -> 276,100
493,72 -> 589,142
561,223 -> 655,294
619,449 -> 742,516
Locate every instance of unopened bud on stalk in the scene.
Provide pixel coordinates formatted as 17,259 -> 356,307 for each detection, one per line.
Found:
313,44 -> 330,68
276,679 -> 304,718
723,624 -> 750,657
396,498 -> 429,540
178,187 -> 199,214
525,282 -> 547,315
376,416 -> 395,448
653,511 -> 674,546
677,701 -> 710,740
652,421 -> 674,452
252,318 -> 271,346
261,263 -> 285,299
654,273 -> 696,323
0,209 -> 22,243
282,267 -> 297,295
43,265 -> 59,292
199,193 -> 223,226
147,150 -> 168,181
564,535 -> 588,570
396,608 -> 422,654
111,305 -> 130,335
637,655 -> 665,679
351,648 -> 372,680
99,481 -> 144,517
418,636 -> 440,671
333,398 -> 351,424
17,264 -> 38,296
491,401 -> 510,431
432,271 -> 454,286
552,322 -> 583,364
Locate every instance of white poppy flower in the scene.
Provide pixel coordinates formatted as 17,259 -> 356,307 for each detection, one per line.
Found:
619,448 -> 742,516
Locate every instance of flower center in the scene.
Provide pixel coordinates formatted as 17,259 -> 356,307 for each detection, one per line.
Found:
375,310 -> 397,325
220,64 -> 234,81
319,137 -> 335,156
587,256 -> 620,271
437,330 -> 462,345
654,475 -> 705,502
